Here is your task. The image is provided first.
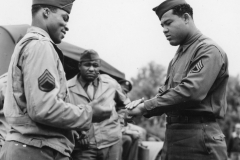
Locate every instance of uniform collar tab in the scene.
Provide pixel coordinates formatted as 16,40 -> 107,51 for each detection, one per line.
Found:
27,26 -> 53,43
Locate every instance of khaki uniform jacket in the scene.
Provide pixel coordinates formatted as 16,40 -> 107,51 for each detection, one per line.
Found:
144,32 -> 229,118
3,27 -> 92,157
68,74 -> 130,149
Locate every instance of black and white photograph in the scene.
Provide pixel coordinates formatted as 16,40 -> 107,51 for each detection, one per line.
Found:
0,0 -> 240,160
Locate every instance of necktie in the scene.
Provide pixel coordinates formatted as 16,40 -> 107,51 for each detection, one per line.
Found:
87,83 -> 94,100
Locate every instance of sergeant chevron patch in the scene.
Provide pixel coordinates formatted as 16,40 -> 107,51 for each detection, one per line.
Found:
38,69 -> 55,92
191,60 -> 204,73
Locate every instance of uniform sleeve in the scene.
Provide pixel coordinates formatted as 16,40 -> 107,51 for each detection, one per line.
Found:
144,44 -> 225,112
0,74 -> 7,110
22,40 -> 92,131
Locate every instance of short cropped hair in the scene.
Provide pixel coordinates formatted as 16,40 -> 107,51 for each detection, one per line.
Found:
172,4 -> 193,19
32,4 -> 58,17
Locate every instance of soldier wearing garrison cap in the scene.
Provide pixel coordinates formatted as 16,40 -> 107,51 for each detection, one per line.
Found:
126,0 -> 229,159
79,49 -> 101,62
118,79 -> 132,94
68,49 -> 130,160
0,1 -> 112,160
32,0 -> 75,14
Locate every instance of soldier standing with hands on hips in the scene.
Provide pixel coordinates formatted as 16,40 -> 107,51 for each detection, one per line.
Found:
126,0 -> 229,160
0,0 -> 111,160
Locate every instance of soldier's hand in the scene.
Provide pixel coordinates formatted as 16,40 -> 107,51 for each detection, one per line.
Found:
118,109 -> 134,124
125,98 -> 144,110
73,131 -> 90,149
131,131 -> 140,140
126,103 -> 146,116
77,131 -> 89,149
90,104 -> 112,123
89,88 -> 115,123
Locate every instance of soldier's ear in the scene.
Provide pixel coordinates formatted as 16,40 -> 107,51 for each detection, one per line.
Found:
182,13 -> 191,24
43,8 -> 50,18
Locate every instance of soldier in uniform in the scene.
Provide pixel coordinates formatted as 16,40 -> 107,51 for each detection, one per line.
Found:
0,73 -> 9,150
68,50 -> 130,160
0,1 -> 111,160
126,0 -> 229,160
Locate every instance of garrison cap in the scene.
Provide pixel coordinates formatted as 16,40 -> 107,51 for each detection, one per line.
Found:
118,79 -> 132,93
79,49 -> 100,62
153,0 -> 187,20
32,0 -> 75,14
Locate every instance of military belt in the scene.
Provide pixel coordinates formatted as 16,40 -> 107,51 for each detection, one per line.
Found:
166,115 -> 216,124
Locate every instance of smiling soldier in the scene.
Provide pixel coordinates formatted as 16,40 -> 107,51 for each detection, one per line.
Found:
0,0 -> 112,160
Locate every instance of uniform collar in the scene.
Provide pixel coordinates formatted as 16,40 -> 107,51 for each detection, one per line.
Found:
171,31 -> 202,66
68,74 -> 108,100
68,74 -> 100,89
78,75 -> 99,88
178,31 -> 202,53
27,26 -> 65,64
27,26 -> 54,44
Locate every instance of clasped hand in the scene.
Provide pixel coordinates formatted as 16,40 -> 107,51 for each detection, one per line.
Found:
125,98 -> 146,116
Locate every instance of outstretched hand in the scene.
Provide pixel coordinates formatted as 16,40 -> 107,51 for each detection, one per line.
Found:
125,97 -> 144,110
126,103 -> 146,116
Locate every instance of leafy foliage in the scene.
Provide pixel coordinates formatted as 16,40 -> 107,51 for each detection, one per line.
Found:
129,61 -> 166,100
219,75 -> 240,143
128,61 -> 167,140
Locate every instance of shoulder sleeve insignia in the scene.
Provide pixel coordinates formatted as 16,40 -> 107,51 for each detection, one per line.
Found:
38,69 -> 55,92
191,60 -> 204,73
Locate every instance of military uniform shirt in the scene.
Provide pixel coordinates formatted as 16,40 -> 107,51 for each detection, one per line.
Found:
144,31 -> 229,118
3,27 -> 93,157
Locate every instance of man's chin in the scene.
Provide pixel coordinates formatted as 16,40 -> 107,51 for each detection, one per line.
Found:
86,76 -> 97,81
51,36 -> 62,44
169,41 -> 179,46
53,39 -> 62,44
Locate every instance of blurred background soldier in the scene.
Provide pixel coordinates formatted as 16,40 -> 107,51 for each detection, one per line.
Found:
0,73 -> 9,150
126,0 -> 229,160
118,79 -> 140,160
0,1 -> 111,160
228,123 -> 240,160
68,50 -> 130,160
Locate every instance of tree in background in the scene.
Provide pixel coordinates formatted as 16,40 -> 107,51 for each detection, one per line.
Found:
219,75 -> 240,143
129,61 -> 166,141
129,61 -> 166,100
